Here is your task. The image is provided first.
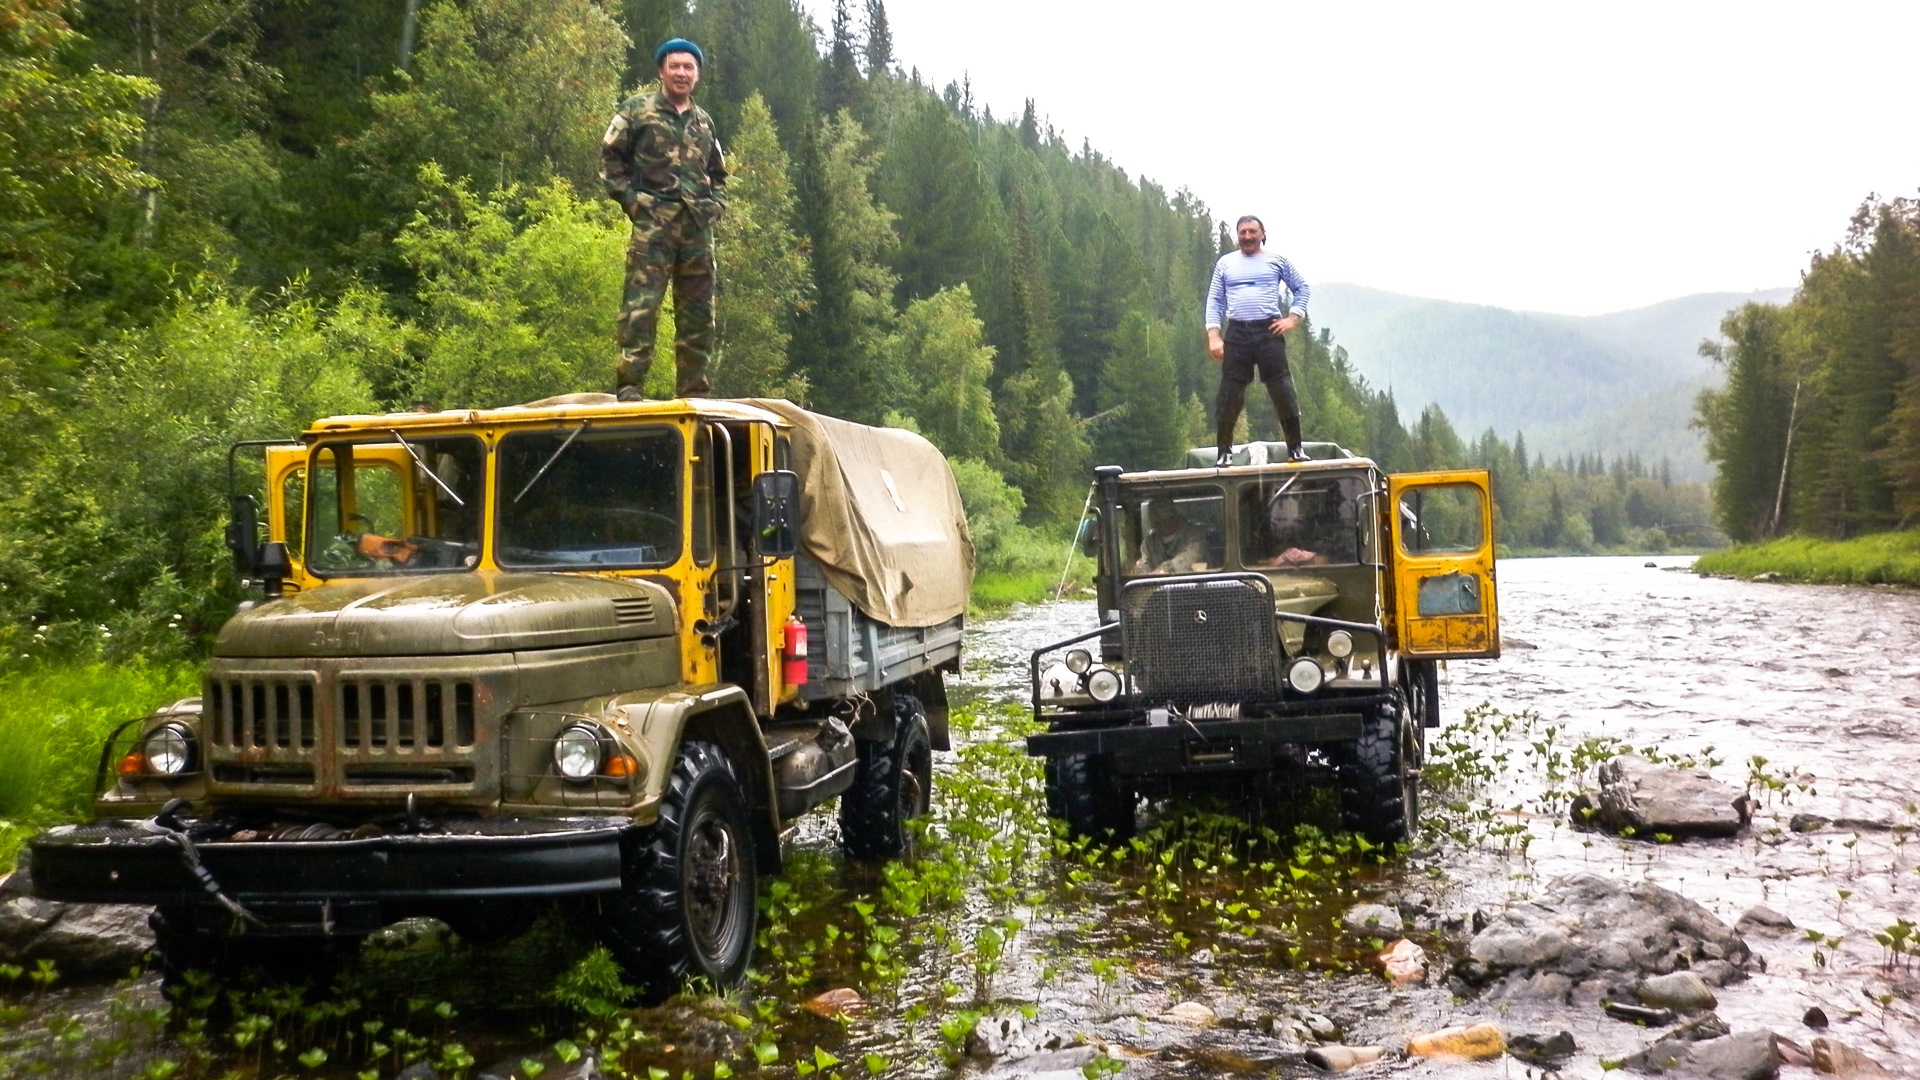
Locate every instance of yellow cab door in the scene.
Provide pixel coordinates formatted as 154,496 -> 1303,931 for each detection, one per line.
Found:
264,444 -> 308,586
1386,470 -> 1500,659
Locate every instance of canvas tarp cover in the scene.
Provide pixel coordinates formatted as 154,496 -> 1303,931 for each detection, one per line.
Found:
747,400 -> 974,627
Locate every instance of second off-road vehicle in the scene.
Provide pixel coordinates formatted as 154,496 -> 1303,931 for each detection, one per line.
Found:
1028,441 -> 1499,845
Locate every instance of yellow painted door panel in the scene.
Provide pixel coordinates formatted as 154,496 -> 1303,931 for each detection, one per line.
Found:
1387,470 -> 1500,660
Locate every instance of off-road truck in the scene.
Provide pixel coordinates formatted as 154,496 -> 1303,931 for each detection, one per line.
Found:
1027,441 -> 1498,846
28,394 -> 970,994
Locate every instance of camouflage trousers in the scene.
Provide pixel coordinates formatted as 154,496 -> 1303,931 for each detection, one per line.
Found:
616,202 -> 715,398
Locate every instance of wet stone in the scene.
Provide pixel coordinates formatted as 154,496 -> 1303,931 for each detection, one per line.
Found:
1340,903 -> 1403,934
479,1048 -> 602,1080
968,1014 -> 1071,1061
1622,1030 -> 1781,1079
1791,813 -> 1831,833
1803,1006 -> 1829,1029
1162,1001 -> 1216,1026
1405,1022 -> 1505,1060
1454,873 -> 1755,1002
979,1045 -> 1100,1079
1735,904 -> 1795,934
1637,970 -> 1718,1013
1302,1044 -> 1385,1072
1508,1030 -> 1576,1066
1571,755 -> 1750,839
1810,1035 -> 1895,1077
0,865 -> 155,979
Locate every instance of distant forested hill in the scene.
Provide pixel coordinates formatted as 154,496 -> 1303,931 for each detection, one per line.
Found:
1310,285 -> 1795,480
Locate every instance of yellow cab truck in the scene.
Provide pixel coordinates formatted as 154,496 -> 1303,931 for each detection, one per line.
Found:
27,394 -> 970,995
1027,441 -> 1498,846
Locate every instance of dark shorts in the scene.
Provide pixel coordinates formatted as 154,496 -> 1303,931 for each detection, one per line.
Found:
1221,319 -> 1291,385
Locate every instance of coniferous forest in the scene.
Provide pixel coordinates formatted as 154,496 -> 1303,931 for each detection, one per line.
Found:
3,0 -> 1721,659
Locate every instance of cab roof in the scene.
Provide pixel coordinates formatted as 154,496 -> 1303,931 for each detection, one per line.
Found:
302,393 -> 793,437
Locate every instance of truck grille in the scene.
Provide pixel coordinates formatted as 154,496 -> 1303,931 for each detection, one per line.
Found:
206,676 -> 318,750
1121,575 -> 1282,708
339,679 -> 476,749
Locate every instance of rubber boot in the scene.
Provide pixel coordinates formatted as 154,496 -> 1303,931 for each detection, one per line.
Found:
1215,381 -> 1248,466
1278,409 -> 1309,461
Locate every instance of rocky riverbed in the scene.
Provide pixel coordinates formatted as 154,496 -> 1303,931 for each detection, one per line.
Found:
3,555 -> 1917,1078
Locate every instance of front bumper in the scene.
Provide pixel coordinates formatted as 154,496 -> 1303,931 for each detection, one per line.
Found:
28,815 -> 628,909
1026,698 -> 1383,777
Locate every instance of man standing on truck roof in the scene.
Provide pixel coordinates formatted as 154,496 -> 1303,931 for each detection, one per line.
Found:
1204,216 -> 1311,466
601,37 -> 728,400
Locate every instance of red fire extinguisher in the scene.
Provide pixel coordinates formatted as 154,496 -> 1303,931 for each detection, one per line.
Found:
782,615 -> 809,686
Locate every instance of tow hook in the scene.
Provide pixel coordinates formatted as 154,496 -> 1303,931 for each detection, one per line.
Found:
145,798 -> 263,930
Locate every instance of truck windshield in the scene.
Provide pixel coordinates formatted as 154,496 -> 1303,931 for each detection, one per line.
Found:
1240,473 -> 1369,568
1120,486 -> 1224,576
495,425 -> 682,569
306,436 -> 486,575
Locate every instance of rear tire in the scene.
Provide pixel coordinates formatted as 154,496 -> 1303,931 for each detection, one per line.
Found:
594,741 -> 757,999
839,697 -> 934,860
1334,690 -> 1418,847
1045,753 -> 1136,843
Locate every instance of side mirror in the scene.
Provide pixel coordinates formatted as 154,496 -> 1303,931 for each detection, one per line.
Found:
227,495 -> 261,577
256,541 -> 292,597
751,470 -> 800,559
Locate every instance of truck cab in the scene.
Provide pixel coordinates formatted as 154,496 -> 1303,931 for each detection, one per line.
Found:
1028,441 -> 1497,845
30,394 -> 970,996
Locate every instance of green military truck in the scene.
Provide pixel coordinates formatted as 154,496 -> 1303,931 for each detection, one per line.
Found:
28,394 -> 970,995
1027,441 -> 1499,846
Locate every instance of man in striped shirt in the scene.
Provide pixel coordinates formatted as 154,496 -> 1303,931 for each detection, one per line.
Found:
1203,216 -> 1311,466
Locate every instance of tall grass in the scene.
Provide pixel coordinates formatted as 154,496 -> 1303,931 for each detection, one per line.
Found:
1694,531 -> 1920,587
0,662 -> 199,872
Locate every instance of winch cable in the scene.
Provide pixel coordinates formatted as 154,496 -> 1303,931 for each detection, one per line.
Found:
1054,483 -> 1097,600
146,799 -> 264,929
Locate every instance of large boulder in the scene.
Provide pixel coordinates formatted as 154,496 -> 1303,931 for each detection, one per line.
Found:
1572,755 -> 1750,838
1453,873 -> 1754,1002
1622,1030 -> 1781,1078
0,862 -> 155,978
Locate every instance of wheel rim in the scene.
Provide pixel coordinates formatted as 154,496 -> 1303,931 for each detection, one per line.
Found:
684,800 -> 747,958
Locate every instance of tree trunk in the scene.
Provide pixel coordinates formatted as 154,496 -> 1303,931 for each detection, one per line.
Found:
1767,378 -> 1801,537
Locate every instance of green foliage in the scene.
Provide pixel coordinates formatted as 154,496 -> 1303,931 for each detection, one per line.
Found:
0,660 -> 198,870
396,169 -> 627,408
948,458 -> 1054,576
358,0 -> 627,199
887,285 -> 1000,461
709,93 -> 810,400
790,109 -> 898,423
1693,531 -> 1920,587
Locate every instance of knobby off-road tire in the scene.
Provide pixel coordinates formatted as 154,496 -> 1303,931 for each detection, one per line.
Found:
1334,690 -> 1418,847
595,740 -> 758,999
839,696 -> 934,861
1044,753 -> 1136,843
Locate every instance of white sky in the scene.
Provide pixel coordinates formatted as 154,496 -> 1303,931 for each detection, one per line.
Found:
792,0 -> 1919,315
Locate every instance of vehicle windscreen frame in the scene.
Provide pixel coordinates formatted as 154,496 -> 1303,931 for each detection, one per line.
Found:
493,423 -> 685,571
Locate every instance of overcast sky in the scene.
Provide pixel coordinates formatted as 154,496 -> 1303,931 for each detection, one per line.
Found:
790,0 -> 1918,316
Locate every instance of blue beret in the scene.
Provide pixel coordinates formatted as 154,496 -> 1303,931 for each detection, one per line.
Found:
654,38 -> 703,67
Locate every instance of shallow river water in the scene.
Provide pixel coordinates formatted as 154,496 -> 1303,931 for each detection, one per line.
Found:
6,556 -> 1918,1079
950,555 -> 1920,1077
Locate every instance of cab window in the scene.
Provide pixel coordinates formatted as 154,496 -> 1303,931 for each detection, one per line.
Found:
495,425 -> 682,569
306,437 -> 485,576
1121,487 -> 1223,577
1399,483 -> 1485,554
1240,474 -> 1369,568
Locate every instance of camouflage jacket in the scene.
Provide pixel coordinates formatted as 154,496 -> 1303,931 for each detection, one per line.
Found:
600,91 -> 727,225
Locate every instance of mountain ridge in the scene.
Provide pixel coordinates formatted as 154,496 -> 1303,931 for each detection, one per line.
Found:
1308,283 -> 1797,480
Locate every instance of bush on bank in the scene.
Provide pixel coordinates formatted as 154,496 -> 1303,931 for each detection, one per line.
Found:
1693,530 -> 1920,587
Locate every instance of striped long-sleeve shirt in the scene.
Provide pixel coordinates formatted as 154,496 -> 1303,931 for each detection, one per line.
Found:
1204,250 -> 1310,329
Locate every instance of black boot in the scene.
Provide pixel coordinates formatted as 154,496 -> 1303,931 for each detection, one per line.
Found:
1216,381 -> 1247,468
1279,411 -> 1309,461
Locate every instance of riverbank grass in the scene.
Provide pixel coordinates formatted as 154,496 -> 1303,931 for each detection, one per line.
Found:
1694,531 -> 1920,587
0,662 -> 198,872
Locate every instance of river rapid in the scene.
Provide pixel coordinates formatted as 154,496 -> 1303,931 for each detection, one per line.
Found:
958,555 -> 1920,1076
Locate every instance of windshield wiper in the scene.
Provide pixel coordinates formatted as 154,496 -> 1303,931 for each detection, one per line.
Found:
386,429 -> 466,508
514,421 -> 591,504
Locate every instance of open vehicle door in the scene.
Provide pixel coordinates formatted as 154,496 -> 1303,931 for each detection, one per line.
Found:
1387,470 -> 1500,659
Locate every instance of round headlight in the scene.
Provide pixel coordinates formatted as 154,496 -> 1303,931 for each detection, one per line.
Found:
1065,648 -> 1093,675
553,723 -> 605,781
1085,667 -> 1123,703
1286,657 -> 1325,694
1326,630 -> 1354,659
142,723 -> 194,776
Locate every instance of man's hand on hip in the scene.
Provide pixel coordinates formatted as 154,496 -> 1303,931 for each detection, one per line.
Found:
1269,314 -> 1301,336
1206,328 -> 1225,361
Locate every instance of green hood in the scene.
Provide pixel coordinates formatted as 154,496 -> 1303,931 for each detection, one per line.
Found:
215,572 -> 676,658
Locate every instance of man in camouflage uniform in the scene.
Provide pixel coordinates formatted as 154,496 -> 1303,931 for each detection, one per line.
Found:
600,37 -> 728,399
